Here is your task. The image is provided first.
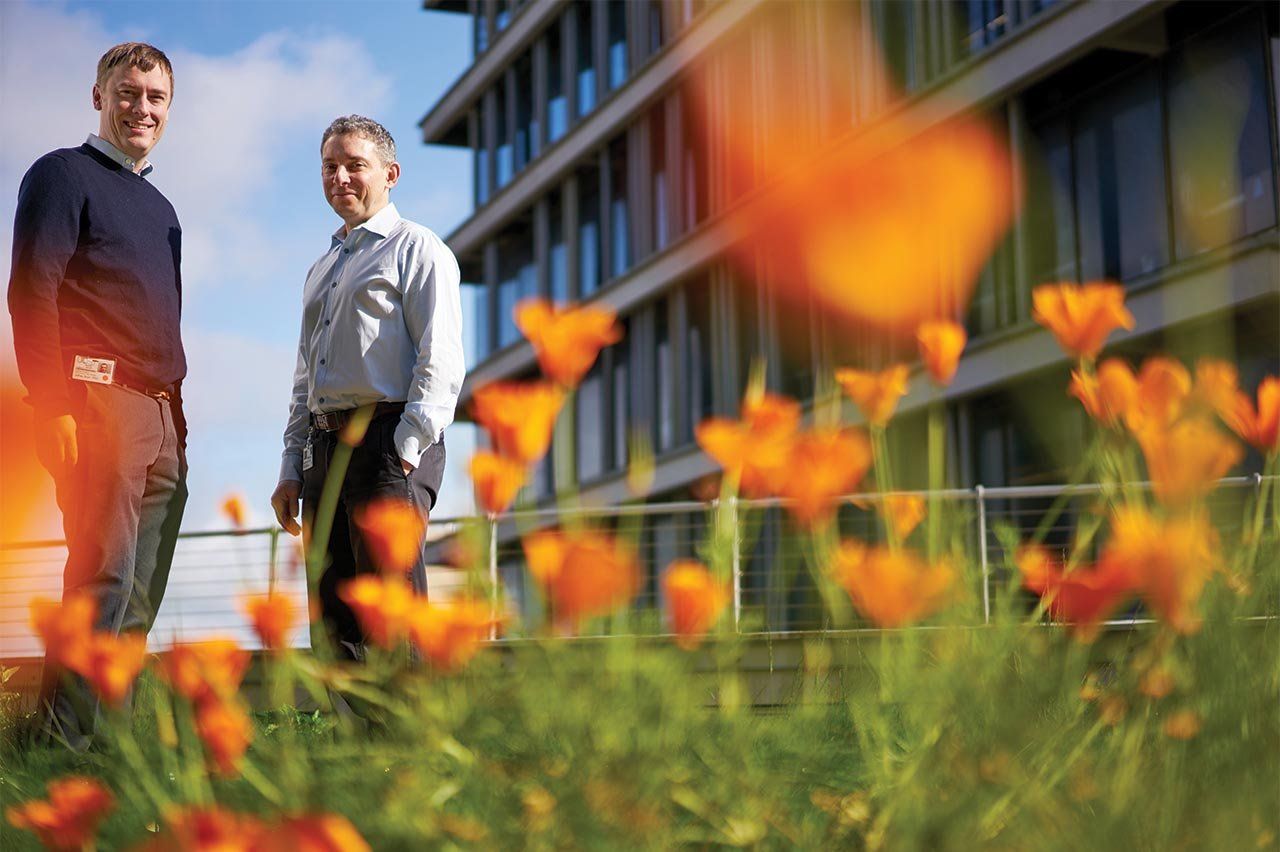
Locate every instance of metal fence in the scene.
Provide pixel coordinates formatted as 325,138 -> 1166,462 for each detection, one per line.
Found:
2,475 -> 1274,657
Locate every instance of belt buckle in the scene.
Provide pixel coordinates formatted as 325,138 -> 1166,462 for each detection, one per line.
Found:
315,411 -> 340,431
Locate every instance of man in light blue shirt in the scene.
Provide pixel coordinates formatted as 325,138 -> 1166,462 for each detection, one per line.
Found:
270,115 -> 464,660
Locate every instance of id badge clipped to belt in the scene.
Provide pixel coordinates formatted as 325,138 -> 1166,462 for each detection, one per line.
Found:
302,436 -> 315,472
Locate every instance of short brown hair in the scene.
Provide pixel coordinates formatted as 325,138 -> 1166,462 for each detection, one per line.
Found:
96,43 -> 174,94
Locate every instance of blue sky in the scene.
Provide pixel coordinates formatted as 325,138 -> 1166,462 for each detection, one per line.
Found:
0,0 -> 480,531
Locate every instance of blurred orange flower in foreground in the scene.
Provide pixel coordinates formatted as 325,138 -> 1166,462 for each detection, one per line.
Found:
139,806 -> 265,851
515,298 -> 623,388
241,592 -> 296,651
194,697 -> 253,776
1032,283 -> 1134,360
264,813 -> 372,852
80,631 -> 148,706
1070,359 -> 1137,428
662,561 -> 729,650
471,381 -> 565,464
1135,418 -> 1241,506
882,494 -> 926,540
1101,508 -> 1218,635
1126,357 -> 1192,433
835,365 -> 909,427
339,576 -> 416,649
469,450 -> 527,515
220,493 -> 248,529
354,498 -> 425,575
1017,545 -> 1134,642
917,320 -> 967,386
523,528 -> 639,626
30,593 -> 97,673
1193,359 -> 1239,415
1162,709 -> 1203,740
159,639 -> 251,705
831,540 -> 954,628
778,428 -> 873,529
695,392 -> 801,498
1218,376 -> 1279,456
408,598 -> 495,672
5,776 -> 114,851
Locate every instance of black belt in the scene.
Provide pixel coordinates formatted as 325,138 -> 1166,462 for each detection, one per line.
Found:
114,380 -> 174,401
311,401 -> 405,432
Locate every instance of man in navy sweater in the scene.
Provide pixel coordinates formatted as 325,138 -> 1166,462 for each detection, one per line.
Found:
7,43 -> 186,748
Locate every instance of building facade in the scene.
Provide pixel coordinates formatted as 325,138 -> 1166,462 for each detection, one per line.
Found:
420,0 -> 1280,629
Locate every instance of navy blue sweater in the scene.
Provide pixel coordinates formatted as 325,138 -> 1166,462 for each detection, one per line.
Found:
8,144 -> 185,417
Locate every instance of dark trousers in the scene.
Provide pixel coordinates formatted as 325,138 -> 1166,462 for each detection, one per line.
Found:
301,411 -> 444,661
40,383 -> 187,748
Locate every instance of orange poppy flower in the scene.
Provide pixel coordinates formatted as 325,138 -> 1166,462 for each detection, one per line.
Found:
141,806 -> 266,851
1100,508 -> 1218,634
471,381 -> 565,464
1162,709 -> 1202,740
778,428 -> 873,528
916,320 -> 967,386
220,493 -> 249,529
337,576 -> 416,649
834,365 -> 910,427
407,598 -> 495,672
830,540 -> 954,628
1125,356 -> 1191,433
881,494 -> 926,540
5,776 -> 114,852
695,392 -> 801,498
353,497 -> 425,575
523,528 -> 639,626
29,593 -> 97,673
1192,359 -> 1239,414
195,696 -> 253,776
1218,377 -> 1280,456
1016,545 -> 1135,642
1135,417 -> 1242,506
79,631 -> 148,706
240,592 -> 296,651
1031,282 -> 1134,360
662,561 -> 729,650
515,298 -> 623,388
159,639 -> 251,705
469,451 -> 528,515
1069,359 -> 1137,428
1139,667 -> 1176,700
260,814 -> 372,852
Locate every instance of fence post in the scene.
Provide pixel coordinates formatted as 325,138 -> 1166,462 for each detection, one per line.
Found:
267,527 -> 280,593
730,496 -> 742,632
976,485 -> 990,624
488,516 -> 499,641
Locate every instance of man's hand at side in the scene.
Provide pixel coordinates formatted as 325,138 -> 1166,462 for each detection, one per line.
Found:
271,480 -> 303,536
34,413 -> 78,478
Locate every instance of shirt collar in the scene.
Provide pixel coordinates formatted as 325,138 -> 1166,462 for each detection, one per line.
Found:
331,202 -> 400,247
85,134 -> 153,177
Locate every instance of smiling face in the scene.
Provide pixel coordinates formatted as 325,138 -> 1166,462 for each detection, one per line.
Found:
321,133 -> 400,232
93,63 -> 172,165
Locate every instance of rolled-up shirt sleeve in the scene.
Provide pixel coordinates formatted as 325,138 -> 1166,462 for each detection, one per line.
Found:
278,320 -> 311,484
394,233 -> 465,466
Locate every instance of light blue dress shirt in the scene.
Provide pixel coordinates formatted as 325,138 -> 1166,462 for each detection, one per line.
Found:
278,203 -> 465,483
85,133 -> 154,176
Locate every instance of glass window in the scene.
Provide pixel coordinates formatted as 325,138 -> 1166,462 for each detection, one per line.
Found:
771,279 -> 814,402
1023,114 -> 1078,286
548,191 -> 568,304
646,0 -> 665,58
496,227 -> 535,348
1168,11 -> 1276,258
546,23 -> 568,144
874,0 -> 916,91
611,325 -> 630,471
609,136 -> 631,278
578,166 -> 602,297
514,51 -> 537,172
607,0 -> 629,91
651,105 -> 669,252
684,277 -> 714,443
495,83 -> 513,189
474,7 -> 489,55
655,300 -> 675,452
681,84 -> 708,229
577,361 -> 605,483
1075,66 -> 1169,282
473,107 -> 490,207
495,1 -> 510,32
461,280 -> 489,370
956,0 -> 1008,55
575,2 -> 597,118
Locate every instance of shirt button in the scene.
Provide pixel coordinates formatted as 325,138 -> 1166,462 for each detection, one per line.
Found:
325,319 -> 331,326
343,248 -> 351,254
319,396 -> 326,403
330,282 -> 336,289
320,358 -> 326,365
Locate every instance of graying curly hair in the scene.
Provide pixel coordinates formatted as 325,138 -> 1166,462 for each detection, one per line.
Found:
321,115 -> 397,164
